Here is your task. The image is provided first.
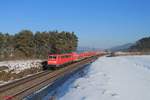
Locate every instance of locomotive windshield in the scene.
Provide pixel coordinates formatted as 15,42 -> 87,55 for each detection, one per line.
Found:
49,55 -> 57,59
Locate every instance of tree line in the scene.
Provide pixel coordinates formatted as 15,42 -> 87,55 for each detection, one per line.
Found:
129,36 -> 150,52
0,30 -> 78,60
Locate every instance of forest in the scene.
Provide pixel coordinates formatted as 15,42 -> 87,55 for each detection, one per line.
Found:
0,30 -> 78,60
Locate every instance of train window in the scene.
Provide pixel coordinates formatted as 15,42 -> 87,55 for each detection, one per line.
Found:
68,55 -> 71,58
66,55 -> 71,58
49,56 -> 57,59
61,56 -> 65,58
49,56 -> 53,59
60,55 -> 71,58
53,56 -> 56,59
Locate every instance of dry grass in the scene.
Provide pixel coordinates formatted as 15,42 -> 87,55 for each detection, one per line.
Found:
0,66 -> 9,71
0,67 -> 42,82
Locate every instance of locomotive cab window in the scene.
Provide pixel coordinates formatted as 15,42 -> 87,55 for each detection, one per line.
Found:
49,56 -> 57,59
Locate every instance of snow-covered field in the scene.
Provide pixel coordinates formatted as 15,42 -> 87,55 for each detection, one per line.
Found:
56,55 -> 150,100
0,60 -> 42,73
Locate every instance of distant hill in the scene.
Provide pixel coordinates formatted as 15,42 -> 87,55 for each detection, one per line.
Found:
129,36 -> 150,52
110,36 -> 150,52
109,43 -> 133,52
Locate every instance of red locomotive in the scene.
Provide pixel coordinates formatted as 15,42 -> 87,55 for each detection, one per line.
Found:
47,51 -> 102,68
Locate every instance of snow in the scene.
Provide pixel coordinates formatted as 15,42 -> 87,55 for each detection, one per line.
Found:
57,55 -> 150,100
0,60 -> 42,73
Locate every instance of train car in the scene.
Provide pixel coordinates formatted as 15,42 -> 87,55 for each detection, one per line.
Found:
78,51 -> 96,59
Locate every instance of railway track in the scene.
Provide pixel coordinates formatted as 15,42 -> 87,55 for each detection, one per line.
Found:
0,56 -> 99,100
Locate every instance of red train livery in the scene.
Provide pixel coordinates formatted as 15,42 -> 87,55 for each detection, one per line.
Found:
47,51 -> 103,68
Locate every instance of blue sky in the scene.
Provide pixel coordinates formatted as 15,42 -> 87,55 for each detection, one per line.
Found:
0,0 -> 150,49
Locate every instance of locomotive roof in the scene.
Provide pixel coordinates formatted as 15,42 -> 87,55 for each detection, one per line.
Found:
48,53 -> 74,56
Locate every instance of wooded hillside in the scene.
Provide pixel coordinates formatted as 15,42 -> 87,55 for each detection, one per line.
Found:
129,37 -> 150,52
